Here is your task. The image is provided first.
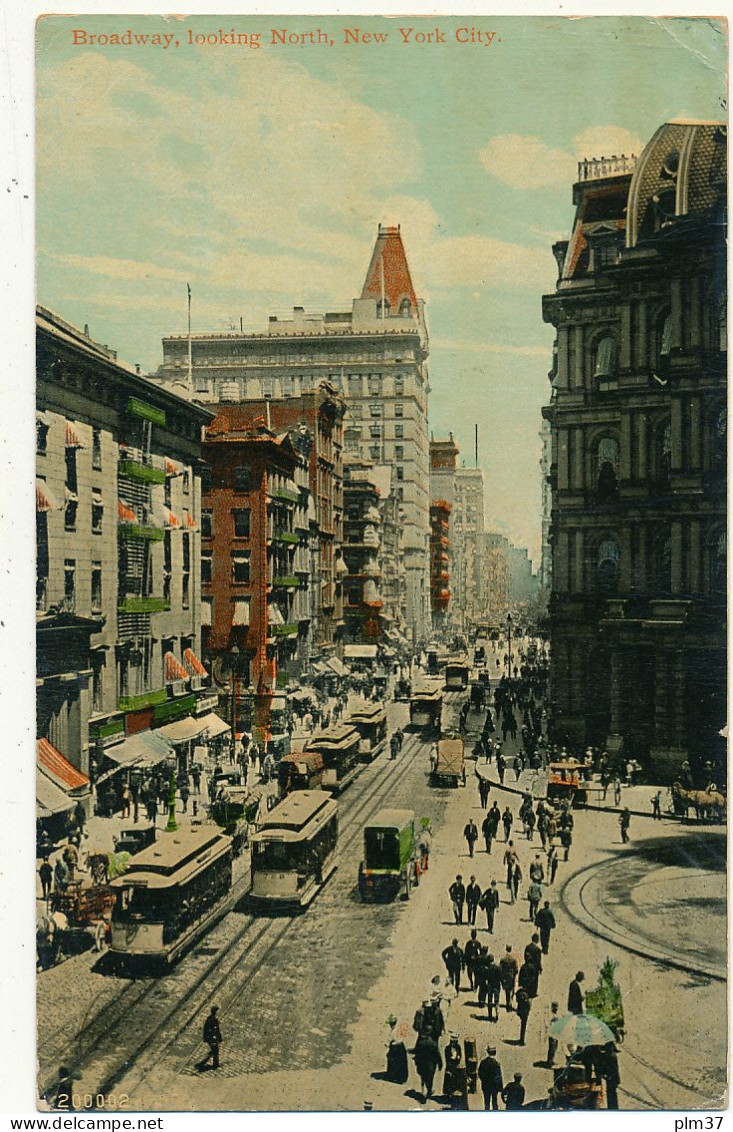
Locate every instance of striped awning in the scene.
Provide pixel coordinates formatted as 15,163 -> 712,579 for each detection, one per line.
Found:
184,647 -> 208,678
36,479 -> 60,513
164,651 -> 189,682
186,512 -> 197,530
65,422 -> 84,449
118,500 -> 137,523
37,738 -> 90,791
165,457 -> 184,477
164,509 -> 182,529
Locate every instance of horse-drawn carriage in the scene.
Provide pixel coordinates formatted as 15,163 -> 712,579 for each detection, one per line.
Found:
671,781 -> 726,822
38,882 -> 117,967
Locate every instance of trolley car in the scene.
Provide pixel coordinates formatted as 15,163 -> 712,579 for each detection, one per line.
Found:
409,685 -> 443,734
249,790 -> 338,911
546,760 -> 590,807
444,658 -> 470,692
304,723 -> 363,792
109,826 -> 233,968
358,809 -> 418,901
345,704 -> 388,761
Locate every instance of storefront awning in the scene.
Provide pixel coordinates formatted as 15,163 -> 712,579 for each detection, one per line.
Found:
36,479 -> 60,513
165,651 -> 189,682
197,712 -> 230,739
184,648 -> 208,678
311,661 -> 329,677
118,500 -> 137,523
103,730 -> 172,772
65,421 -> 84,449
343,644 -> 378,660
157,716 -> 209,743
36,738 -> 90,792
37,772 -> 76,815
325,656 -> 349,677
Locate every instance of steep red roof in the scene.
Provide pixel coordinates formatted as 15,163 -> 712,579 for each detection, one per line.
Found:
361,225 -> 418,314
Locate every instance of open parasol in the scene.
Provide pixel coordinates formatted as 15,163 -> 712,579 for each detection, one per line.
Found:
549,1012 -> 616,1047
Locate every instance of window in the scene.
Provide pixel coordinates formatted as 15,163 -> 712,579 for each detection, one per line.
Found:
395,445 -> 405,460
394,402 -> 404,418
396,466 -> 404,481
348,375 -> 363,397
92,429 -> 102,470
92,490 -> 103,534
234,466 -> 252,492
369,445 -> 380,461
118,654 -> 129,699
399,298 -> 411,317
182,532 -> 190,573
91,563 -> 102,612
232,551 -> 251,584
369,424 -> 382,439
396,487 -> 404,502
395,423 -> 404,439
65,447 -> 77,493
594,336 -> 616,380
92,657 -> 103,713
596,437 -> 620,502
368,375 -> 382,396
201,553 -> 212,584
232,597 -> 250,626
348,586 -> 362,606
201,510 -> 212,538
164,477 -> 172,507
710,529 -> 726,599
182,573 -> 190,609
596,540 -> 619,596
163,531 -> 171,602
377,299 -> 390,316
201,464 -> 212,493
182,469 -> 190,494
64,559 -> 76,611
233,508 -> 251,538
655,534 -> 672,595
36,419 -> 48,456
369,403 -> 382,418
182,532 -> 190,608
65,494 -> 78,531
194,373 -> 209,394
659,311 -> 672,358
394,376 -> 405,396
655,420 -> 672,488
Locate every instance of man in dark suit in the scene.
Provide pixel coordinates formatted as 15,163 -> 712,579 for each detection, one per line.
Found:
442,939 -> 464,991
524,932 -> 543,976
534,901 -> 557,954
449,875 -> 466,924
502,1072 -> 526,1109
480,879 -> 500,933
413,1033 -> 443,1101
568,971 -> 585,1014
466,875 -> 481,925
477,1045 -> 503,1110
202,1005 -> 223,1069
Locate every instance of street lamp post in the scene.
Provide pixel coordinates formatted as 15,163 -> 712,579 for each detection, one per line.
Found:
165,766 -> 178,833
229,644 -> 240,760
507,612 -> 513,677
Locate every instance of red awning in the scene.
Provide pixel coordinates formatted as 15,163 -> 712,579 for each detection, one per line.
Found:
36,738 -> 90,791
186,512 -> 197,530
165,509 -> 181,528
183,648 -> 208,678
165,458 -> 184,477
36,479 -> 60,513
118,500 -> 137,523
65,422 -> 84,449
164,651 -> 189,682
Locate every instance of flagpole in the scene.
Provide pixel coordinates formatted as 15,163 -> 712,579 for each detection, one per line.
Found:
379,256 -> 385,320
187,282 -> 193,389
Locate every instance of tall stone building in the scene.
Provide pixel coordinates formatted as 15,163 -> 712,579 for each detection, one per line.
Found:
155,225 -> 430,640
542,122 -> 727,780
37,307 -> 214,813
451,467 -> 485,630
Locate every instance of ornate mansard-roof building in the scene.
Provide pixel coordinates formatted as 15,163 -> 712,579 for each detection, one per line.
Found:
542,122 -> 727,781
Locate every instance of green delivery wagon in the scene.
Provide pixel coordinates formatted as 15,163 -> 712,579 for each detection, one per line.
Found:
358,808 -> 418,901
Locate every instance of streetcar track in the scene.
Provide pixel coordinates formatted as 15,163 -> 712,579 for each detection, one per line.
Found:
41,712 -> 437,1105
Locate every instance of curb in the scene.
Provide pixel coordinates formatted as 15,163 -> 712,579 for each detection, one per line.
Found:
559,857 -> 726,983
473,765 -> 682,822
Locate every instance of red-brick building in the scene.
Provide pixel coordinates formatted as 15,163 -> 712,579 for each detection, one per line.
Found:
231,385 -> 346,657
429,500 -> 452,628
201,413 -> 309,741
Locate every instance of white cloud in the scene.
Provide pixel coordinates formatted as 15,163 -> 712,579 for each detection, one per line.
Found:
49,253 -> 184,283
480,125 -> 645,190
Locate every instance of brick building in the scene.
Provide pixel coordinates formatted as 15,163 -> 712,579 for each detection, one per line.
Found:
342,456 -> 384,643
429,500 -> 452,629
542,122 -> 727,779
201,411 -> 311,740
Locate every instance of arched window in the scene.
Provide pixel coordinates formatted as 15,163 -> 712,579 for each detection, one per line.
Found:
712,406 -> 727,473
376,299 -> 391,317
658,311 -> 672,359
709,528 -> 726,599
597,539 -> 619,595
399,298 -> 412,317
655,420 -> 672,489
596,437 -> 620,502
654,533 -> 672,595
594,336 -> 616,380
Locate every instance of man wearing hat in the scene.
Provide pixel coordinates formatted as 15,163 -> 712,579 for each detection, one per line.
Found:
202,1005 -> 223,1070
502,1072 -> 526,1110
477,1045 -> 503,1110
602,1041 -> 621,1109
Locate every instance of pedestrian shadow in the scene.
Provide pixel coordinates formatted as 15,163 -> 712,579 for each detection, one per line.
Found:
533,1060 -> 553,1069
469,1012 -> 490,1022
404,1089 -> 425,1105
503,1038 -> 524,1046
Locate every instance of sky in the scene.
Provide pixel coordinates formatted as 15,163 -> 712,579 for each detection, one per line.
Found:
35,14 -> 726,563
